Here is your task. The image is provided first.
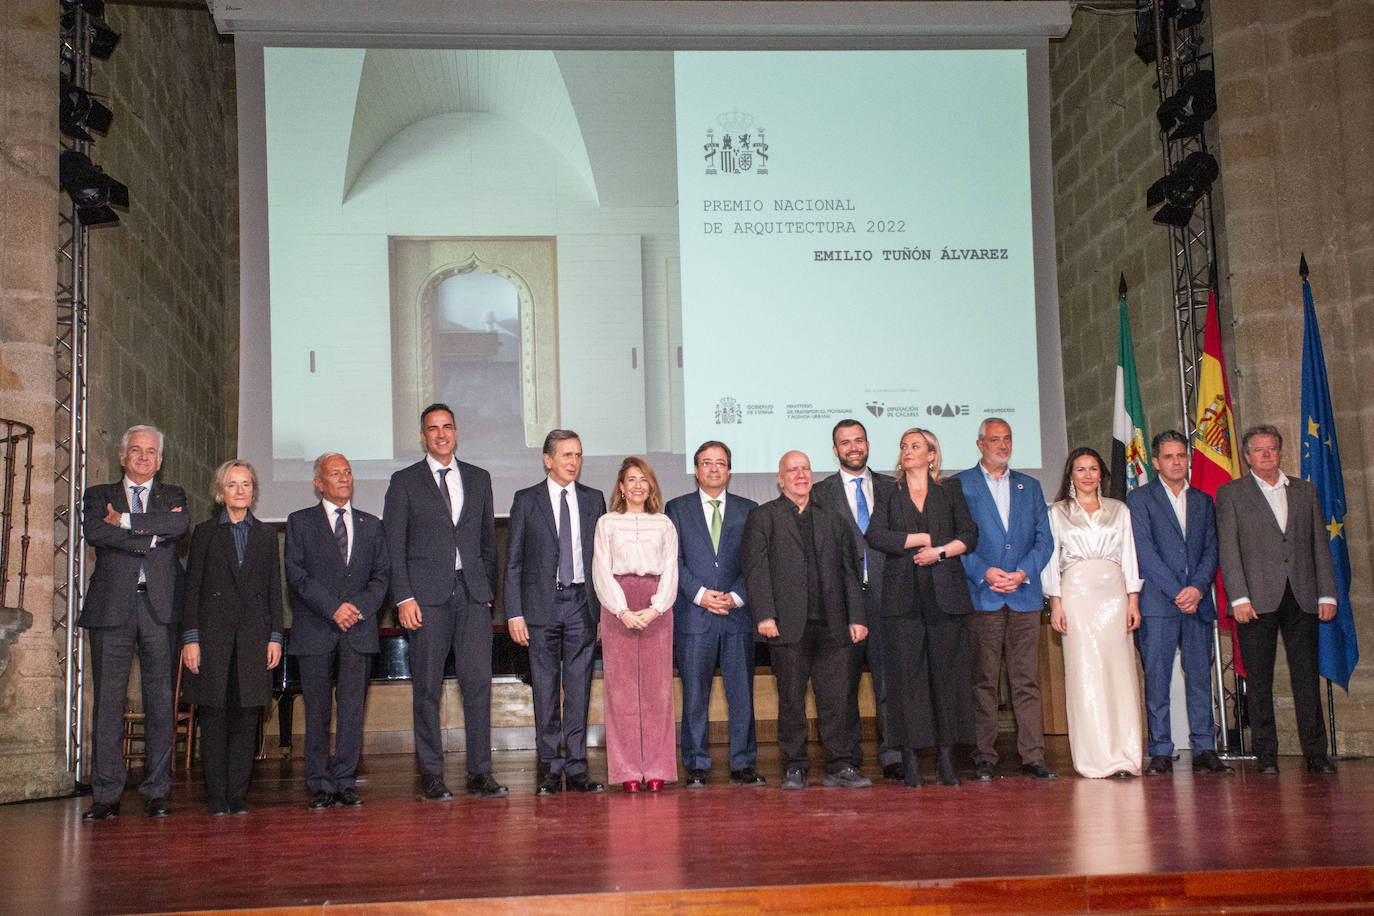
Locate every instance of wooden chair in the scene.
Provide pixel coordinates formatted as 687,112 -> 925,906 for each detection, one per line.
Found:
122,657 -> 197,771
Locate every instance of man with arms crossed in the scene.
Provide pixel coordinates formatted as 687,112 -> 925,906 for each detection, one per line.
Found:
955,418 -> 1057,782
383,403 -> 506,800
285,453 -> 391,809
665,441 -> 764,788
743,450 -> 869,790
505,430 -> 607,795
1127,431 -> 1232,775
1216,424 -> 1338,775
811,419 -> 903,781
80,425 -> 187,820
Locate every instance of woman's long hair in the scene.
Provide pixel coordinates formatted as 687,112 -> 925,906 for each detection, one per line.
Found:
1054,447 -> 1109,502
608,456 -> 663,514
892,427 -> 943,483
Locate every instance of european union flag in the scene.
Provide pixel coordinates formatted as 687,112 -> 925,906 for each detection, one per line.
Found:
1300,265 -> 1359,690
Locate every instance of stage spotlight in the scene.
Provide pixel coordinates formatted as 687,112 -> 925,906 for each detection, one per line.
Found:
59,150 -> 129,226
1156,70 -> 1215,141
59,73 -> 113,141
1134,0 -> 1206,64
1174,0 -> 1205,29
60,0 -> 120,60
1134,9 -> 1158,64
1146,151 -> 1218,226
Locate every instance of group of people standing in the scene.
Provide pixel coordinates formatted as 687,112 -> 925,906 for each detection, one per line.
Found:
77,407 -> 1339,821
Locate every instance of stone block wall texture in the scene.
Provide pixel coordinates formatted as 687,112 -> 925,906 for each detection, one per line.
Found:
0,0 -> 68,803
1051,0 -> 1372,753
0,2 -> 237,802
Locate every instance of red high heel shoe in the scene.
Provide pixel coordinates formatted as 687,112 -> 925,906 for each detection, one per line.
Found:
622,780 -> 641,793
647,779 -> 664,792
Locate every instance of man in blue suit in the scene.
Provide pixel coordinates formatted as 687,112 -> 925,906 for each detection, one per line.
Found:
1127,430 -> 1233,775
665,441 -> 763,788
285,453 -> 391,809
505,429 -> 607,796
955,418 -> 1056,782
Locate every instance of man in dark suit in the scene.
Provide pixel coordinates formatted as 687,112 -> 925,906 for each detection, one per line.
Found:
811,419 -> 902,781
665,440 -> 762,789
285,453 -> 391,809
505,429 -> 606,795
742,450 -> 869,790
383,403 -> 506,800
1127,430 -> 1233,776
954,418 -> 1057,782
1216,424 -> 1339,774
79,425 -> 187,820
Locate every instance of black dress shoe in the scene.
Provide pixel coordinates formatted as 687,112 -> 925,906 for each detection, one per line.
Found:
535,772 -> 563,796
334,788 -> 364,807
144,797 -> 171,818
421,775 -> 454,801
82,801 -> 119,822
1256,759 -> 1280,775
308,790 -> 336,810
685,769 -> 708,789
207,802 -> 229,817
228,800 -> 250,815
1306,754 -> 1338,774
881,762 -> 906,782
1020,762 -> 1059,780
466,773 -> 509,798
730,767 -> 766,786
1144,754 -> 1174,775
1110,770 -> 1136,779
1192,749 -> 1235,774
971,761 -> 996,782
566,773 -> 605,793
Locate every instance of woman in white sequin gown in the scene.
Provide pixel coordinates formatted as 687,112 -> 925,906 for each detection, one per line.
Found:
1043,447 -> 1143,778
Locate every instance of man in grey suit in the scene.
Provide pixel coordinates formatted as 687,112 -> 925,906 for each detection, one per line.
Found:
1216,424 -> 1338,774
811,419 -> 903,781
383,403 -> 506,800
79,425 -> 187,820
742,450 -> 870,790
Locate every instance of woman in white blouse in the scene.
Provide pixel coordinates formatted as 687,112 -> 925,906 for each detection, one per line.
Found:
591,457 -> 679,792
1043,447 -> 1144,778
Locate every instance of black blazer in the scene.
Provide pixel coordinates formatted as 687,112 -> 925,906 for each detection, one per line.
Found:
504,479 -> 605,626
811,470 -> 895,597
866,476 -> 979,617
383,459 -> 498,607
284,502 -> 390,656
741,495 -> 864,646
181,515 -> 285,708
79,479 -> 188,627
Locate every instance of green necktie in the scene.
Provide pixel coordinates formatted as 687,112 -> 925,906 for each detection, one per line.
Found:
709,499 -> 722,552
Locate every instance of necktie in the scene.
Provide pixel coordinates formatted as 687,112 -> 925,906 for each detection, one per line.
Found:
852,478 -> 870,584
709,499 -> 723,552
558,488 -> 575,586
131,485 -> 147,584
334,506 -> 349,562
437,468 -> 454,523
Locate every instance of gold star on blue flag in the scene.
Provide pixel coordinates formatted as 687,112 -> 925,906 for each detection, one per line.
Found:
1300,262 -> 1358,690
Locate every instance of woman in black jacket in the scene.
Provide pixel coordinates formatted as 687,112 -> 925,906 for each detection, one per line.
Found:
866,428 -> 978,787
181,460 -> 283,815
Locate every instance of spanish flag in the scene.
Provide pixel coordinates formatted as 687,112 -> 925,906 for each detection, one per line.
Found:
1189,288 -> 1244,674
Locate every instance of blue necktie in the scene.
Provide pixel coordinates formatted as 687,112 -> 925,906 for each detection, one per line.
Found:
852,478 -> 870,584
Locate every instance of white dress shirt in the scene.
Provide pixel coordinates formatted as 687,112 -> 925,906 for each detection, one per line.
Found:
1163,481 -> 1189,537
694,489 -> 742,608
546,476 -> 585,584
425,454 -> 464,570
322,498 -> 354,564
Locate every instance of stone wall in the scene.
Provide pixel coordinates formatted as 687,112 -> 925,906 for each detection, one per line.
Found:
1050,1 -> 1372,753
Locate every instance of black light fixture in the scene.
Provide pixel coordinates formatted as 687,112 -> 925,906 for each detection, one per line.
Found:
60,0 -> 120,60
1146,151 -> 1218,226
59,150 -> 128,226
59,73 -> 113,141
1134,9 -> 1158,64
1134,1 -> 1207,64
1156,70 -> 1215,141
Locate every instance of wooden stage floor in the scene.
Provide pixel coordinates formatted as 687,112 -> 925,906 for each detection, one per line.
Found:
3,738 -> 1373,915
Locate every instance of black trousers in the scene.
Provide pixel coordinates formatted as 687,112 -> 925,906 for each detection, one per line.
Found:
527,589 -> 596,776
1236,584 -> 1328,761
87,593 -> 175,804
408,570 -> 493,777
848,584 -> 899,768
199,644 -> 260,808
770,619 -> 855,773
297,641 -> 373,793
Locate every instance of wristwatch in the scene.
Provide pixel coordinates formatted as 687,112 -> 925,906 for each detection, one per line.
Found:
937,546 -> 947,560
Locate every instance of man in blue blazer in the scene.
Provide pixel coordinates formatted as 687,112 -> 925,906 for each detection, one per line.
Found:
285,453 -> 391,809
79,425 -> 187,820
505,429 -> 606,796
665,441 -> 762,788
1127,430 -> 1232,775
383,403 -> 505,801
955,418 -> 1056,782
